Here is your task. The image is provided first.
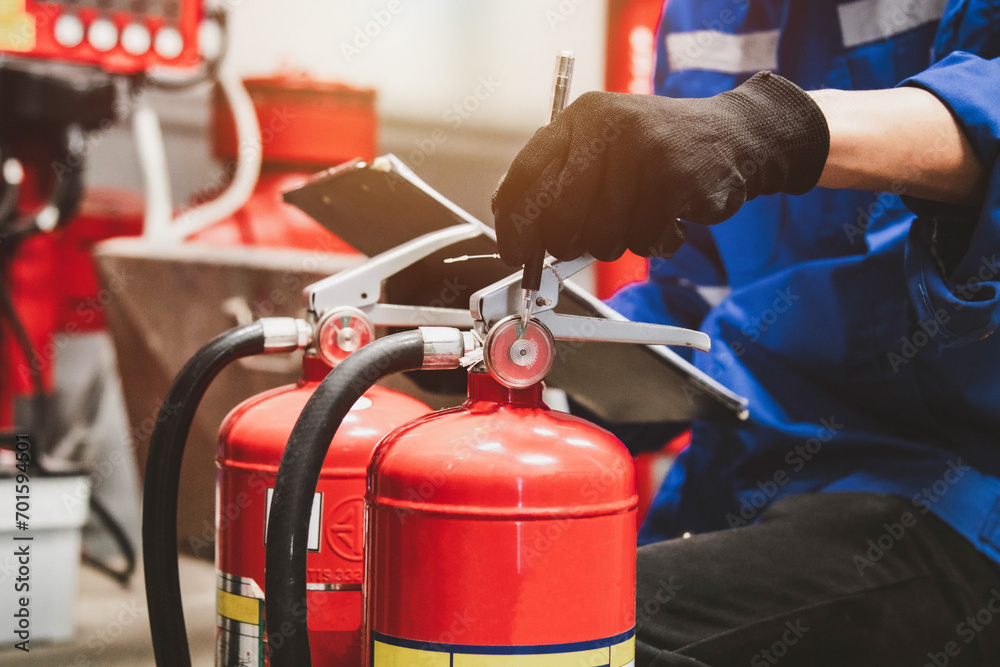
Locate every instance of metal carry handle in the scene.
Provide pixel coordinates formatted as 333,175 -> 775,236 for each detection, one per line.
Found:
306,225 -> 478,328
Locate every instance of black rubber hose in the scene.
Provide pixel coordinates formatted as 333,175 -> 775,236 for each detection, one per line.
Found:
0,158 -> 21,231
0,134 -> 84,246
265,330 -> 426,666
83,495 -> 137,587
143,323 -> 266,667
0,266 -> 48,448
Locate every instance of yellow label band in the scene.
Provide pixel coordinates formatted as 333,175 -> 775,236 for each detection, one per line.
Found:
217,589 -> 262,626
373,630 -> 635,667
0,0 -> 34,52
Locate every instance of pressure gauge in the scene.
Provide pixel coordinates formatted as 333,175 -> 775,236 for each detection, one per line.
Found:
315,307 -> 375,368
483,315 -> 556,389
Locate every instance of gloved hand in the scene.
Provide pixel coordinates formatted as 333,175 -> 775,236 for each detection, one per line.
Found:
492,71 -> 830,264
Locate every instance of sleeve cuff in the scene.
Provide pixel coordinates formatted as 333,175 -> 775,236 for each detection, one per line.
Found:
898,52 -> 999,227
900,51 -> 1000,169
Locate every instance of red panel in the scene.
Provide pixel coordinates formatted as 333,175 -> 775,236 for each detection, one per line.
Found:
56,189 -> 144,332
188,172 -> 357,255
597,0 -> 664,300
0,188 -> 142,428
634,430 -> 690,525
605,0 -> 662,96
0,1 -> 202,74
196,75 -> 378,253
212,75 -> 378,168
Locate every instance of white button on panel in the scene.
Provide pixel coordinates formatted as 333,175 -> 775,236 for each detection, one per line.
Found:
54,14 -> 85,48
88,19 -> 118,52
154,26 -> 183,59
121,24 -> 151,55
198,19 -> 222,60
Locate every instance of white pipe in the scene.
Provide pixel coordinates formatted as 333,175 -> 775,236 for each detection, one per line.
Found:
133,99 -> 173,238
167,70 -> 262,241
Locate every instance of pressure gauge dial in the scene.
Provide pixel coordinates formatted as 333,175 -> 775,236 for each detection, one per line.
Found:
316,307 -> 375,367
483,315 -> 556,389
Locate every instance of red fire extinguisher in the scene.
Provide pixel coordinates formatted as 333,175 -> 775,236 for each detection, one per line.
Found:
142,225 -> 478,667
191,73 -> 375,254
143,53 -> 713,667
365,367 -> 638,665
142,316 -> 432,667
215,351 -> 429,666
142,78 -> 383,663
262,253 -> 711,667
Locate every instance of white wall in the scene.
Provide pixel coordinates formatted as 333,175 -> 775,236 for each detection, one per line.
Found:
88,1 -> 608,239
225,0 -> 607,131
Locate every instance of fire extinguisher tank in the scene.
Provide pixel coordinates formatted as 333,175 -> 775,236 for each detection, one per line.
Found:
216,355 -> 429,666
366,370 -> 638,666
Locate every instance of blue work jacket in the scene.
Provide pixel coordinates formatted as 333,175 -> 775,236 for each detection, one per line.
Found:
608,0 -> 1000,563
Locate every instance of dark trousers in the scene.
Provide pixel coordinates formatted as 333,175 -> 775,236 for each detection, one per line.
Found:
636,493 -> 1000,667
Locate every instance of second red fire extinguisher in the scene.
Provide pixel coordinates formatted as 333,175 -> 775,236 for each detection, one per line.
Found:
215,353 -> 429,665
143,225 -> 480,667
263,253 -> 711,667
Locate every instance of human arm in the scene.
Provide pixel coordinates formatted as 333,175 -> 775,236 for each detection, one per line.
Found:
492,72 -> 830,265
812,86 -> 986,207
492,60 -> 997,266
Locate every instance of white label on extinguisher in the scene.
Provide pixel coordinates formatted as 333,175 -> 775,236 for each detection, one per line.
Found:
264,488 -> 322,552
351,396 -> 373,411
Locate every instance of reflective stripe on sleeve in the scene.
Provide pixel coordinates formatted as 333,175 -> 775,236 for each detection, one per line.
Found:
665,29 -> 780,74
837,0 -> 946,48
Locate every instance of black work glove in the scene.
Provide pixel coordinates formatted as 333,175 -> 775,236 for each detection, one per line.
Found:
492,71 -> 830,264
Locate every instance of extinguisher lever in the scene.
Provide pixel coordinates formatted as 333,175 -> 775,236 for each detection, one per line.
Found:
470,253 -> 593,326
471,253 -> 711,352
534,311 -> 710,350
303,225 -> 479,366
361,303 -> 474,328
305,224 -> 480,323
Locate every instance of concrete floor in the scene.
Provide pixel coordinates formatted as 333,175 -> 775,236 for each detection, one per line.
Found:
0,556 -> 216,665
